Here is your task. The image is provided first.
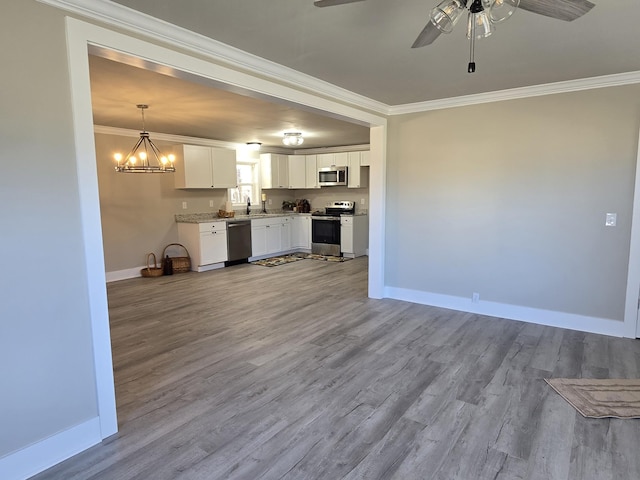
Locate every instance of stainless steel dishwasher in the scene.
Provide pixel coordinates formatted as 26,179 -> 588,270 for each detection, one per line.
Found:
226,220 -> 252,266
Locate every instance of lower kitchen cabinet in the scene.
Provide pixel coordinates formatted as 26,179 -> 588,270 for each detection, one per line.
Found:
292,214 -> 311,250
178,221 -> 228,271
251,216 -> 293,258
341,215 -> 368,258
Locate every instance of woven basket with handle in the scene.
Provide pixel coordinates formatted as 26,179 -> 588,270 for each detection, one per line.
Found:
162,243 -> 191,273
140,253 -> 164,277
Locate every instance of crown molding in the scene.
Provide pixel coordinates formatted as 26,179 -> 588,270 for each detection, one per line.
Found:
93,125 -> 239,149
36,0 -> 389,115
38,0 -> 640,118
389,70 -> 640,115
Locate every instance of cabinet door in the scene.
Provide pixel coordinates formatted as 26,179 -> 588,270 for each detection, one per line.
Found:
251,225 -> 267,256
347,152 -> 361,188
275,154 -> 289,188
265,223 -> 281,253
180,145 -> 212,188
360,151 -> 371,166
334,152 -> 349,167
341,220 -> 354,254
317,153 -> 335,168
288,155 -> 306,189
200,230 -> 227,265
305,155 -> 319,188
280,218 -> 291,251
211,147 -> 237,188
298,215 -> 311,249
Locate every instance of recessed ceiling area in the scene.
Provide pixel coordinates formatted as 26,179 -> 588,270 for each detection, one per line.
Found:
88,51 -> 371,149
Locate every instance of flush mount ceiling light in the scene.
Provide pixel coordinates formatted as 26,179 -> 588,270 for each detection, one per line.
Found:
314,0 -> 594,73
282,132 -> 304,146
113,104 -> 175,173
246,142 -> 262,151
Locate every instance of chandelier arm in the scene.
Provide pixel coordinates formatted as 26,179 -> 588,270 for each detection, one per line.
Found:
123,135 -> 146,163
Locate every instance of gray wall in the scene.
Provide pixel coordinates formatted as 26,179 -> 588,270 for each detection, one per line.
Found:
0,0 -> 98,457
386,86 -> 640,321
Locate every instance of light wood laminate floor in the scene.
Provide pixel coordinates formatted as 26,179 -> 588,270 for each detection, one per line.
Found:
34,257 -> 640,480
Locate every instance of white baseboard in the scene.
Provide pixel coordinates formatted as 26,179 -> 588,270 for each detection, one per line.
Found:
384,286 -> 627,338
105,266 -> 143,282
0,417 -> 102,480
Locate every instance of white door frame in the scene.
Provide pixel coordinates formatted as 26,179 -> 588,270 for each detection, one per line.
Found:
65,16 -> 388,437
624,126 -> 640,338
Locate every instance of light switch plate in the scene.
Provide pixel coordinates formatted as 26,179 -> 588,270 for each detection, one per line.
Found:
605,213 -> 617,227
182,201 -> 188,210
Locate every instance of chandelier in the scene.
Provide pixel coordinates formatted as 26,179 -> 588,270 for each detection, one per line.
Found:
431,0 -> 519,72
113,105 -> 176,173
282,132 -> 304,146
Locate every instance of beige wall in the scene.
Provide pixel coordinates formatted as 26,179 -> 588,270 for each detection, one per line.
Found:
386,85 -> 640,321
95,133 -> 230,272
0,0 -> 98,458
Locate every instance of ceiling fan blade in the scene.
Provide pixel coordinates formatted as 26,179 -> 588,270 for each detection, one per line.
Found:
313,0 -> 366,6
411,21 -> 443,48
518,0 -> 595,21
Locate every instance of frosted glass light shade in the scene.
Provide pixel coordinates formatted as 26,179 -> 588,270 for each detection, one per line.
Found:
430,0 -> 466,33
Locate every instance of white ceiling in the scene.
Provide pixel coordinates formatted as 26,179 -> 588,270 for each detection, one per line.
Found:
90,0 -> 640,148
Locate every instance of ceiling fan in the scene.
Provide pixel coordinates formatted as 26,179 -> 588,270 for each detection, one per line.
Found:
314,0 -> 594,72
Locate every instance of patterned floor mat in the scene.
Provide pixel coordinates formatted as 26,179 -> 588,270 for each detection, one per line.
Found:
251,253 -> 352,267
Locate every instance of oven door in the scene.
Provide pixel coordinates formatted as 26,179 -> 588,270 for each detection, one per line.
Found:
311,218 -> 342,256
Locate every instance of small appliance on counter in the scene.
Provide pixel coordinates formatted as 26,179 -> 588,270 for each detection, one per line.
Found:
310,200 -> 355,256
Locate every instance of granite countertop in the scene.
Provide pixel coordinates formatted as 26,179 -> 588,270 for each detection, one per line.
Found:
175,210 -> 368,223
175,211 -> 309,223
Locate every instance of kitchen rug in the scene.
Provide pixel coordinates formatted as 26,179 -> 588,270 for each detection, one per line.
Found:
304,254 -> 352,262
545,378 -> 640,419
251,254 -> 306,267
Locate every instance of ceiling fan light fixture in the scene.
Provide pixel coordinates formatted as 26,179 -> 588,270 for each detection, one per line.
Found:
467,10 -> 493,39
246,142 -> 262,151
282,132 -> 304,146
430,0 -> 466,34
483,0 -> 519,24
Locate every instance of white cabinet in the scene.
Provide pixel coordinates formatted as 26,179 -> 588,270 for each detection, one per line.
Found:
316,153 -> 334,168
305,155 -> 319,189
341,215 -> 368,258
176,145 -> 237,189
292,214 -> 311,250
251,216 -> 294,258
288,155 -> 306,189
347,151 -> 369,189
317,153 -> 347,168
360,150 -> 370,166
261,153 -> 289,189
177,221 -> 228,271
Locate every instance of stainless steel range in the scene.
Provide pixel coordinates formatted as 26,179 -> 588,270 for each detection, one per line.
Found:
311,200 -> 355,256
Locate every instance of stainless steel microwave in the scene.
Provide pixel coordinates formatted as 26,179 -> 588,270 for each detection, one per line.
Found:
318,166 -> 348,186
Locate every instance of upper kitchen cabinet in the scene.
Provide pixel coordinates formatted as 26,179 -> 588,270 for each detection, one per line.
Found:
288,155 -> 306,189
305,155 -> 319,189
261,153 -> 289,189
317,152 -> 348,168
347,151 -> 369,189
175,144 -> 237,189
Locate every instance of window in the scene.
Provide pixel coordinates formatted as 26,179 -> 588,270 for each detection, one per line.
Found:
229,161 -> 259,206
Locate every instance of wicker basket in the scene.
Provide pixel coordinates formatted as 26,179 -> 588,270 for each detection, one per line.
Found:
218,209 -> 235,218
162,243 -> 191,273
140,253 -> 164,277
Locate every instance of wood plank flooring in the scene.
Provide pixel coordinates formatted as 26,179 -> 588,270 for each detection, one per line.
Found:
33,257 -> 640,479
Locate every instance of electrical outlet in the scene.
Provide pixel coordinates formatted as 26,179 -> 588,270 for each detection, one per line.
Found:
472,292 -> 480,303
268,199 -> 272,205
360,198 -> 365,205
209,200 -> 214,207
182,201 -> 187,210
